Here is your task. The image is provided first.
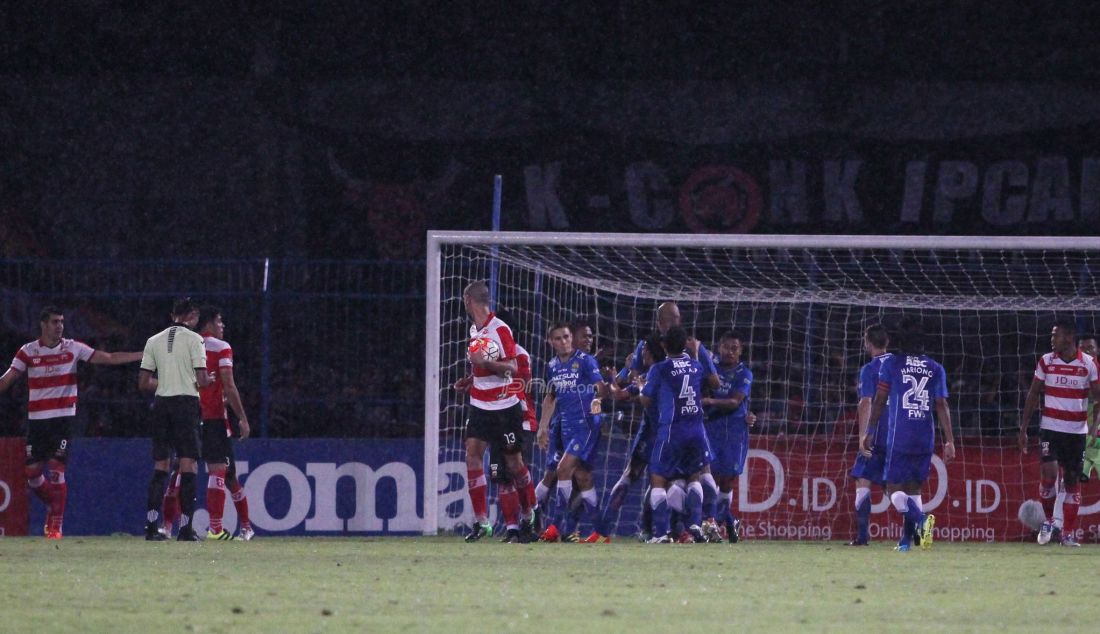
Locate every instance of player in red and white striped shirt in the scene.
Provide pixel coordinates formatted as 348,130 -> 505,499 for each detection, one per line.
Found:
0,306 -> 142,538
1019,320 -> 1100,547
451,281 -> 533,542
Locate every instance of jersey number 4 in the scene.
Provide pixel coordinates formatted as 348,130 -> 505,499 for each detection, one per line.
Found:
901,375 -> 930,412
679,375 -> 697,408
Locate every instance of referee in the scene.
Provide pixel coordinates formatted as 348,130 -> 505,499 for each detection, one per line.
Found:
138,298 -> 212,541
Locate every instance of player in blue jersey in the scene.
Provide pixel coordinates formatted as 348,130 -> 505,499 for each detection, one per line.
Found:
618,302 -> 717,389
592,334 -> 667,541
640,327 -> 713,543
534,320 -> 600,537
536,321 -> 608,542
847,324 -> 891,546
865,318 -> 956,552
701,332 -> 753,543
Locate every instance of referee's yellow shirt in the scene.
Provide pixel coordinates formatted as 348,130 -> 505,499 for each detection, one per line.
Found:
141,325 -> 206,397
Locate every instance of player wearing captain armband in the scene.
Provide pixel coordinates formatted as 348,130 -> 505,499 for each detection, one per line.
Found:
847,324 -> 891,546
640,327 -> 713,544
1077,334 -> 1100,483
1018,320 -> 1100,547
700,332 -> 754,544
865,318 -> 955,552
536,322 -> 608,543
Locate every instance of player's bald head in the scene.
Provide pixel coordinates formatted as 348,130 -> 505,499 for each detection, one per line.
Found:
463,281 -> 491,306
656,302 -> 681,333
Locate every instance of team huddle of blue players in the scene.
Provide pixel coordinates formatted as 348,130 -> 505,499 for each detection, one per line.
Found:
533,302 -> 757,544
488,299 -> 955,550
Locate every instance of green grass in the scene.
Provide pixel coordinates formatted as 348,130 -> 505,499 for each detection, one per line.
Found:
0,536 -> 1086,633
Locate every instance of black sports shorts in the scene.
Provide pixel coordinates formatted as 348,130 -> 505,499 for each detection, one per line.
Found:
201,418 -> 234,465
25,416 -> 74,465
151,395 -> 201,461
465,403 -> 524,482
1039,428 -> 1086,482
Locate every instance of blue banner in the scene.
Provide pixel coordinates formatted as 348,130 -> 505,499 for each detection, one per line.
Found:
34,439 -> 424,536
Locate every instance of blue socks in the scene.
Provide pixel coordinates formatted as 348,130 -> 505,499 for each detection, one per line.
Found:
856,495 -> 871,543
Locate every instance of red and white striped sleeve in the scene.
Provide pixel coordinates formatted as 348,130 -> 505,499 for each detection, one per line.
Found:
1034,355 -> 1048,382
495,324 -> 517,360
217,344 -> 234,368
11,347 -> 30,373
72,340 -> 96,362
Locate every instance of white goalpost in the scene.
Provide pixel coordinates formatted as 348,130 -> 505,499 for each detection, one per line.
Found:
424,231 -> 1100,540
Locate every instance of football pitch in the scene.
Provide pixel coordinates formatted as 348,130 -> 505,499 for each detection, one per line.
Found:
0,536 -> 1083,633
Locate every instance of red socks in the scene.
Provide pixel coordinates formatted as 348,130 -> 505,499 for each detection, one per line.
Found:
41,461 -> 66,534
1039,476 -> 1057,521
162,472 -> 181,530
1063,488 -> 1081,535
25,465 -> 51,506
229,481 -> 251,529
499,483 -> 520,529
512,464 -> 536,515
207,474 -> 227,533
467,468 -> 488,521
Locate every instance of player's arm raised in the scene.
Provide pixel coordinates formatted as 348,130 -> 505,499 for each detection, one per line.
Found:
935,397 -> 955,462
690,339 -> 721,391
638,364 -> 661,409
615,354 -> 635,388
89,350 -> 143,365
1018,377 -> 1043,453
220,366 -> 250,440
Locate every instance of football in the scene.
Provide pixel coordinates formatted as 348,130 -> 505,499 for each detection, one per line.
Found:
468,337 -> 501,361
1017,499 -> 1045,532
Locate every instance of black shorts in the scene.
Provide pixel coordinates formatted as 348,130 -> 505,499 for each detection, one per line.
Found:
25,416 -> 74,465
151,396 -> 201,461
466,403 -> 524,482
1039,428 -> 1086,481
201,418 -> 235,465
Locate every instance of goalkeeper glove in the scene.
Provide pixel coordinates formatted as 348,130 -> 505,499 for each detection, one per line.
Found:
1082,435 -> 1100,482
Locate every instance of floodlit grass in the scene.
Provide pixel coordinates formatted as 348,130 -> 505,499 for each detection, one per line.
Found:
0,536 -> 1086,633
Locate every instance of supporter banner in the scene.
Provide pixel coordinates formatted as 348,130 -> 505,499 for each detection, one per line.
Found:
736,436 -> 1085,543
0,437 -> 29,536
9,436 -> 1098,541
24,438 -> 424,537
323,122 -> 1100,248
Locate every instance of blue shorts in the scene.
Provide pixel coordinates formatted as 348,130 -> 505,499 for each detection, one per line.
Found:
546,418 -> 564,472
849,447 -> 887,485
705,420 -> 748,477
650,424 -> 711,479
629,415 -> 656,466
560,416 -> 602,465
884,451 -> 932,485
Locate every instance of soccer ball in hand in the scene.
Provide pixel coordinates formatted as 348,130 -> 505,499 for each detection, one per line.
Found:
469,337 -> 501,362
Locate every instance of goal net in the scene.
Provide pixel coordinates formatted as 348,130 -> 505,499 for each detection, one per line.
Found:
424,232 -> 1100,542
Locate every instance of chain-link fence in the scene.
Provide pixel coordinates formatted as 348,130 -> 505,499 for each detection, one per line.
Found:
0,259 -> 425,439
